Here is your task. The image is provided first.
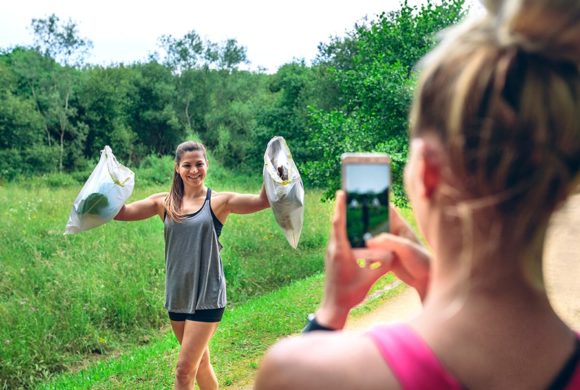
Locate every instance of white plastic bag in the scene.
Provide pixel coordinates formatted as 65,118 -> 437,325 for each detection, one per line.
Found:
263,136 -> 304,248
64,146 -> 135,234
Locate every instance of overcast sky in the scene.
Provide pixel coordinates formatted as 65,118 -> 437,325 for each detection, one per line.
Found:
0,0 -> 483,73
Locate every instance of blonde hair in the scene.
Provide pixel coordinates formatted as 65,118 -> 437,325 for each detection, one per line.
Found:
165,141 -> 208,222
410,0 -> 580,244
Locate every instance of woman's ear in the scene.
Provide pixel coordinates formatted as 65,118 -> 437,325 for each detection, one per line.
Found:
419,138 -> 443,200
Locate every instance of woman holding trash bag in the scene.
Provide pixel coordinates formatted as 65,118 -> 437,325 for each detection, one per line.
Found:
255,0 -> 580,389
115,141 -> 269,390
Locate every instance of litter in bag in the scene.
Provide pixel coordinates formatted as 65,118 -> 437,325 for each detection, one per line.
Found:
263,136 -> 304,248
64,146 -> 134,234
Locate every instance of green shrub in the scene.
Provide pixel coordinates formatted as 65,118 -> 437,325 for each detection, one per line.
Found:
0,148 -> 23,181
135,154 -> 175,186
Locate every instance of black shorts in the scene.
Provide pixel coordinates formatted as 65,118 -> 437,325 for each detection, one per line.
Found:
168,308 -> 225,323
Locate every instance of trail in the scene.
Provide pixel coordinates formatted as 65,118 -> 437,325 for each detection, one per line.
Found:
347,193 -> 580,331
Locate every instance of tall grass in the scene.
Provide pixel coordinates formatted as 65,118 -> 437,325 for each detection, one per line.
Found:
0,166 -> 333,389
1,159 -> 417,389
40,272 -> 403,389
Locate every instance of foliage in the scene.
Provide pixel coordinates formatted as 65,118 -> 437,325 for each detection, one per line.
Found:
0,1 -> 467,194
76,66 -> 138,163
31,14 -> 93,67
157,30 -> 248,73
304,0 -> 465,203
203,70 -> 271,169
245,61 -> 335,174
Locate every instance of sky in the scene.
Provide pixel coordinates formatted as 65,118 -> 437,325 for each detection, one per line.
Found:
0,0 -> 484,73
345,164 -> 390,193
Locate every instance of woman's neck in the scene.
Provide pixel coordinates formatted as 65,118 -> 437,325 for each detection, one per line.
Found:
183,185 -> 207,200
424,217 -> 549,311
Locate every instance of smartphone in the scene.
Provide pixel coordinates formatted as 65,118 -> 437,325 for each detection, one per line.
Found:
341,153 -> 390,258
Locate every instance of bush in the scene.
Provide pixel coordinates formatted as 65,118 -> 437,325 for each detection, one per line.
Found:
135,154 -> 175,186
0,148 -> 23,181
38,173 -> 80,188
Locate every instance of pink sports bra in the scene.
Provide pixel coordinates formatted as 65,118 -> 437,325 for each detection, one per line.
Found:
367,324 -> 580,390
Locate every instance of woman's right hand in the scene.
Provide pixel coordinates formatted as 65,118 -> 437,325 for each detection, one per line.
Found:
365,205 -> 431,301
315,191 -> 393,330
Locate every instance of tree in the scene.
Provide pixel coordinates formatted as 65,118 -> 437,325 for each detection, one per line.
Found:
248,61 -> 322,171
24,15 -> 94,171
217,39 -> 248,72
304,0 -> 465,201
76,65 -> 138,162
157,30 -> 247,72
126,61 -> 183,157
30,14 -> 93,67
2,47 -> 87,172
204,70 -> 270,168
158,30 -> 205,73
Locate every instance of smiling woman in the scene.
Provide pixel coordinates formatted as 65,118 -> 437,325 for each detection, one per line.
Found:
114,140 -> 270,390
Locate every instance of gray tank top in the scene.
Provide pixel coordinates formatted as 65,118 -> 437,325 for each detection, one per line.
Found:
163,188 -> 226,313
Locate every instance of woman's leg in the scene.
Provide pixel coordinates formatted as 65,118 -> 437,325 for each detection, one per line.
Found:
171,320 -> 186,344
174,320 -> 219,390
196,347 -> 218,390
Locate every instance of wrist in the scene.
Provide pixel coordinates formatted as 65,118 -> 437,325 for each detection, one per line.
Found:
314,304 -> 350,330
302,313 -> 336,333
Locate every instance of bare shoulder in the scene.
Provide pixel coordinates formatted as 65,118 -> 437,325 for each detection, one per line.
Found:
148,192 -> 169,203
209,190 -> 233,199
149,192 -> 168,214
208,190 -> 233,208
255,331 -> 399,390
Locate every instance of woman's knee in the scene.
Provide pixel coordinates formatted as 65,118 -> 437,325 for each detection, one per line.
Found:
175,358 -> 198,383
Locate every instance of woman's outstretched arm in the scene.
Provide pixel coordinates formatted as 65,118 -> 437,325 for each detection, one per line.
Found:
220,185 -> 270,215
114,192 -> 167,221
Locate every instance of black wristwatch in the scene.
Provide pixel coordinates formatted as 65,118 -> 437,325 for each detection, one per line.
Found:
302,313 -> 336,333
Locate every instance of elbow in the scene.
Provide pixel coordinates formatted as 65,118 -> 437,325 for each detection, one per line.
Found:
262,197 -> 271,210
260,186 -> 270,210
113,205 -> 126,221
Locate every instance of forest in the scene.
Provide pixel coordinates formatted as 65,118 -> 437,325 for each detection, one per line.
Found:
0,0 -> 465,200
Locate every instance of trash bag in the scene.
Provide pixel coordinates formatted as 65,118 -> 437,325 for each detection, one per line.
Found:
64,146 -> 134,234
263,136 -> 304,248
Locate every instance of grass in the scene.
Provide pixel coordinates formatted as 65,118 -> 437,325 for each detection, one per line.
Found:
0,165 -> 418,389
0,171 -> 333,389
39,272 -> 401,389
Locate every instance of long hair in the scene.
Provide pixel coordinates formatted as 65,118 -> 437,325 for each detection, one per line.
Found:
165,141 -> 208,222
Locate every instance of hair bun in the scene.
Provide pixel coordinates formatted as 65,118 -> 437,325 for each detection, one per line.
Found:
493,0 -> 580,64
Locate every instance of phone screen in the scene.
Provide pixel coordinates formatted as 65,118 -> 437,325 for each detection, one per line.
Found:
344,163 -> 390,248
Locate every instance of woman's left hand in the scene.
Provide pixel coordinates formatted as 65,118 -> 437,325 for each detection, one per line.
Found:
315,191 -> 393,330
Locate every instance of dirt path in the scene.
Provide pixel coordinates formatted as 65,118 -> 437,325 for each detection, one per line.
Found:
347,193 -> 580,331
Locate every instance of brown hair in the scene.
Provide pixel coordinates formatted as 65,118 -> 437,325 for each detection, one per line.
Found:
410,0 -> 580,243
165,141 -> 208,222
